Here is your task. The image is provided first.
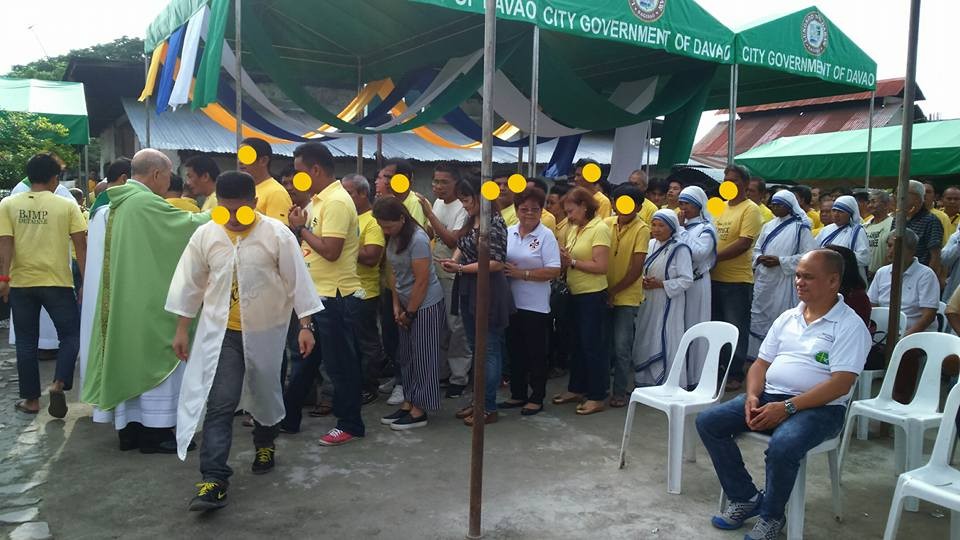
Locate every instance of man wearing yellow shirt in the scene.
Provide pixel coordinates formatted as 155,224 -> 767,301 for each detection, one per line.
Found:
239,138 -> 293,224
574,159 -> 612,218
375,158 -> 429,230
288,142 -> 365,446
547,183 -> 572,247
494,170 -> 519,226
527,177 -> 557,235
712,165 -> 763,391
925,182 -> 955,247
342,173 -> 386,403
184,154 -> 221,212
627,170 -> 660,225
942,186 -> 960,236
165,174 -> 201,212
791,185 -> 822,230
0,153 -> 87,417
603,185 -> 649,407
747,179 -> 774,224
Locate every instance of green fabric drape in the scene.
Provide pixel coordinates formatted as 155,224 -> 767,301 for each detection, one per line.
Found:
656,65 -> 717,169
192,0 -> 229,110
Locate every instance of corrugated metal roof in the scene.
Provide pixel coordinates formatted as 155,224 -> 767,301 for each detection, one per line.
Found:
692,103 -> 904,166
720,78 -> 923,114
121,98 -> 635,165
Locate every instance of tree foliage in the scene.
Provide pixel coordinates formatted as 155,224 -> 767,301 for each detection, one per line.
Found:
0,112 -> 77,189
5,36 -> 144,81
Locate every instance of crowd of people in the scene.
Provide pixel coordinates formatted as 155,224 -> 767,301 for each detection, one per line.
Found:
4,138 -> 960,534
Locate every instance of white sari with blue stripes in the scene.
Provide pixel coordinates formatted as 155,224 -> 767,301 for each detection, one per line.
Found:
680,218 -> 717,385
633,238 -> 694,387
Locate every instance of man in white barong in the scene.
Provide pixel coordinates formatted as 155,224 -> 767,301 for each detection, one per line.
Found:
815,195 -> 869,277
167,172 -> 323,511
678,186 -> 717,386
748,190 -> 815,360
634,210 -> 693,387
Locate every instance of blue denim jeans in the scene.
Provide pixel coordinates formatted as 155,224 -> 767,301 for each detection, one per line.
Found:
201,331 -> 279,484
605,305 -> 638,397
710,282 -> 753,382
696,393 -> 847,520
10,287 -> 80,399
460,309 -> 504,413
568,291 -> 609,401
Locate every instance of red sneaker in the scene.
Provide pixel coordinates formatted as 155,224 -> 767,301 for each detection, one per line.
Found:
318,428 -> 359,447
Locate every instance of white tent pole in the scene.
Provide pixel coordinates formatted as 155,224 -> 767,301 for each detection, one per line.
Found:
144,55 -> 151,148
526,25 -> 540,178
356,58 -> 364,174
865,90 -> 875,189
727,64 -> 739,165
234,0 -> 243,165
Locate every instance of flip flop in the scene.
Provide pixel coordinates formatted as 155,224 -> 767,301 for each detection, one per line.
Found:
15,401 -> 39,415
576,404 -> 605,416
48,390 -> 68,419
551,393 -> 582,405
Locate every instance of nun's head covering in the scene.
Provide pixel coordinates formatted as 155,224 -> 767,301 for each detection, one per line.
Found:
652,208 -> 681,238
769,189 -> 811,226
832,195 -> 862,225
678,186 -> 711,224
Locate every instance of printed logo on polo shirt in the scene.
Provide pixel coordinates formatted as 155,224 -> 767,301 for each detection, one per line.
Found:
528,238 -> 540,251
814,351 -> 829,365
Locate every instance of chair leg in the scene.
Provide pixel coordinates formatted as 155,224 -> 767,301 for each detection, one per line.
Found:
856,380 -> 870,440
882,481 -> 906,540
838,412 -> 857,485
785,458 -> 807,540
904,424 -> 924,512
951,510 -> 960,540
718,489 -> 728,514
682,415 -> 697,463
667,412 -> 685,494
618,400 -> 637,469
894,426 -> 906,475
827,449 -> 842,522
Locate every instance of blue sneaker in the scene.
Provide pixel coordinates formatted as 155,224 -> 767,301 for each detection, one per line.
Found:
711,492 -> 763,530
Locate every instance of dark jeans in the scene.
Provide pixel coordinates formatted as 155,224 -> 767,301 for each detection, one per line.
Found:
317,292 -> 365,436
548,289 -> 572,371
356,296 -> 386,392
379,288 -> 399,374
201,330 -> 279,484
711,281 -> 753,382
461,309 -> 504,412
10,287 -> 80,399
281,318 -> 322,433
507,309 -> 551,405
696,393 -> 847,520
568,291 -> 609,401
605,305 -> 639,398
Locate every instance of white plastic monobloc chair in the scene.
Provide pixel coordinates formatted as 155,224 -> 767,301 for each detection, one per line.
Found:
839,332 -> 960,511
883,381 -> 960,540
858,308 -> 907,440
718,384 -> 857,540
938,301 -> 949,332
618,321 -> 738,494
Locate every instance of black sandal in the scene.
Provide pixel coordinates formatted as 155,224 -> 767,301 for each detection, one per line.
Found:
15,401 -> 39,415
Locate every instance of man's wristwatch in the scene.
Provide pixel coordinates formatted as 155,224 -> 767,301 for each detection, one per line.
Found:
784,400 -> 798,415
299,322 -> 315,333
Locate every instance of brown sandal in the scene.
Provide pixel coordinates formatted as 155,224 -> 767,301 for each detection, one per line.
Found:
308,403 -> 333,417
551,393 -> 583,405
463,411 -> 498,426
455,404 -> 476,419
576,400 -> 606,416
609,396 -> 628,408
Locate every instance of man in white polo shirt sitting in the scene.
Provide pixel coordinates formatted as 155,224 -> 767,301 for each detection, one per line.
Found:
868,228 -> 939,403
697,249 -> 871,540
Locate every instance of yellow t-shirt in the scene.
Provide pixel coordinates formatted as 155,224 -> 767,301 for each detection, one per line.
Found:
931,208 -> 953,246
201,193 -> 218,212
604,215 -> 650,306
0,191 -> 87,288
759,203 -> 774,224
713,200 -> 763,284
807,209 -> 822,230
166,197 -> 201,213
401,192 -> 428,228
223,218 -> 258,331
256,177 -> 293,224
638,197 -> 658,226
593,191 -> 612,219
500,204 -> 519,227
357,210 -> 385,300
540,208 -> 556,236
555,217 -> 570,247
304,181 -> 362,298
565,216 -> 612,295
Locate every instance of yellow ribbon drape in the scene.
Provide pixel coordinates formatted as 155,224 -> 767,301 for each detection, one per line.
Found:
138,43 -> 168,102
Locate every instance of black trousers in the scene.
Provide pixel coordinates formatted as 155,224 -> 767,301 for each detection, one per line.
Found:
507,309 -> 551,405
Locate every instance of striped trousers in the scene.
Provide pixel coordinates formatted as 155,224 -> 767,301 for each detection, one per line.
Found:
396,300 -> 445,411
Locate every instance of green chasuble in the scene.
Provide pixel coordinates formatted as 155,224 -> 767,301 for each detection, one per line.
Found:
82,181 -> 210,410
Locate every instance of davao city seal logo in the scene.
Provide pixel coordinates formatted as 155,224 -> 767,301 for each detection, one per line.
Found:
801,11 -> 828,56
628,0 -> 666,23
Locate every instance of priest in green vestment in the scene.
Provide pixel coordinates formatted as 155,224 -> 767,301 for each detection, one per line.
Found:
80,149 -> 210,453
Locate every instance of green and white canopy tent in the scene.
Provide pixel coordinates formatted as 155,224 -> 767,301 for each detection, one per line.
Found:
736,119 -> 960,187
0,78 -> 90,145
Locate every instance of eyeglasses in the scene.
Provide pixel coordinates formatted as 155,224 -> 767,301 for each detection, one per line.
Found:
517,206 -> 541,214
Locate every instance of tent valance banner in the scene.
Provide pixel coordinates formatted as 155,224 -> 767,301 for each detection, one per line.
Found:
735,119 -> 960,181
0,78 -> 90,145
734,6 -> 876,90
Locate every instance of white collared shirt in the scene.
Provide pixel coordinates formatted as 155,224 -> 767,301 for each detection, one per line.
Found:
868,258 -> 940,330
760,295 -> 871,405
506,222 -> 561,313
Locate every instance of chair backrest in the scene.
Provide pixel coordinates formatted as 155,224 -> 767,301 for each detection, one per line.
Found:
875,332 -> 960,411
869,307 -> 907,345
937,301 -> 948,333
664,321 -> 738,399
927,381 -> 960,468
